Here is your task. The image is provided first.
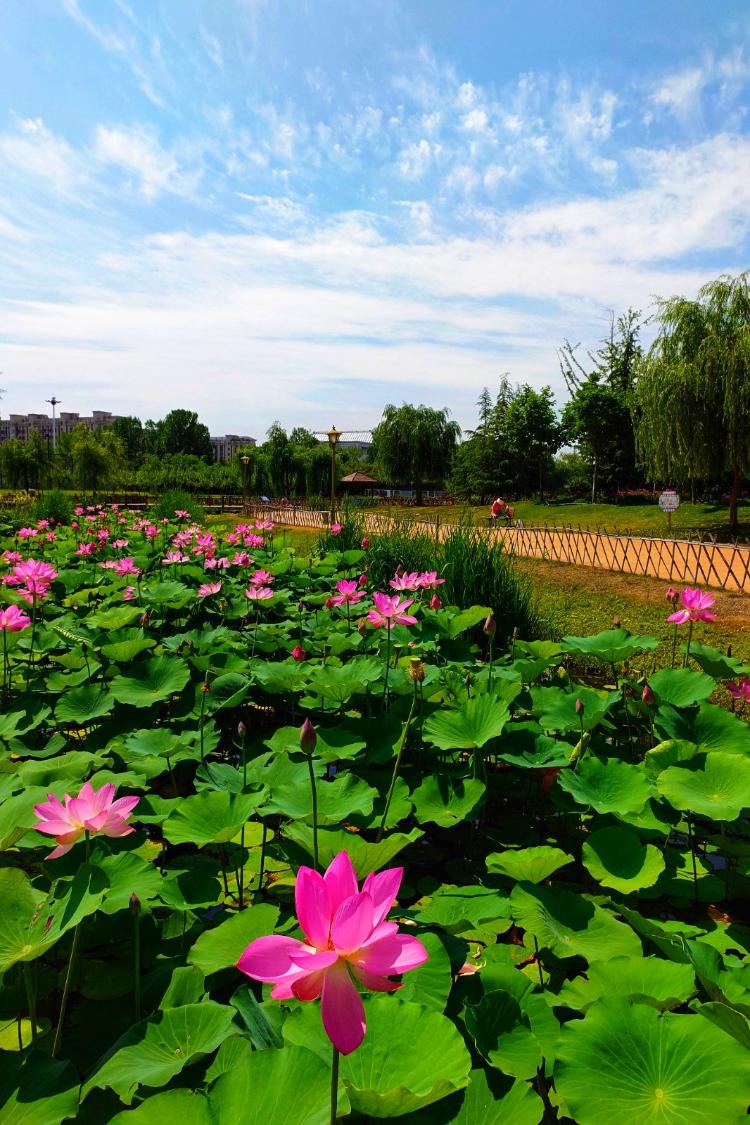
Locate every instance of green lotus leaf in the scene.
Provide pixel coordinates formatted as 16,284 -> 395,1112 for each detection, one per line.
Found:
0,788 -> 52,851
436,1069 -> 544,1125
110,656 -> 191,707
82,1002 -> 237,1104
680,640 -> 750,680
100,635 -> 156,662
411,774 -> 486,827
445,604 -> 493,638
88,605 -> 143,630
54,683 -> 114,724
0,700 -> 51,741
657,751 -> 750,821
582,826 -> 666,892
205,673 -> 250,710
413,884 -> 511,934
558,757 -> 652,814
110,1090 -> 212,1125
487,845 -> 573,884
94,852 -> 163,915
163,790 -> 266,845
159,862 -> 222,910
510,882 -> 641,962
209,1044 -> 344,1125
561,628 -> 658,663
696,1000 -> 750,1050
340,997 -> 471,1117
140,580 -> 192,608
644,739 -> 699,777
249,660 -> 308,695
555,998 -> 750,1125
423,695 -> 511,751
0,866 -> 108,973
497,731 -> 571,770
188,904 -> 279,975
307,659 -> 380,703
656,701 -> 750,755
0,1051 -> 79,1125
265,724 -> 366,763
465,989 -> 542,1078
261,772 -> 377,824
530,684 -> 614,733
558,955 -> 696,1012
122,728 -> 191,760
648,668 -> 716,708
283,823 -> 423,877
398,930 -> 454,1012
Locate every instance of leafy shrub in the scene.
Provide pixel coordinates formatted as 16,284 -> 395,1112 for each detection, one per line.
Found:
151,489 -> 205,524
33,488 -> 73,526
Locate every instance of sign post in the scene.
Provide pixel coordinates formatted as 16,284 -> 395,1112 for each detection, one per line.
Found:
658,489 -> 680,534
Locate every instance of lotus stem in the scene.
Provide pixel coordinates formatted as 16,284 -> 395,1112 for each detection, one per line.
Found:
133,911 -> 141,1021
258,820 -> 268,892
307,752 -> 319,871
383,628 -> 391,705
53,921 -> 82,1057
377,688 -> 418,842
533,936 -> 544,991
23,962 -> 37,1046
682,621 -> 694,669
330,1044 -> 340,1125
670,623 -> 678,668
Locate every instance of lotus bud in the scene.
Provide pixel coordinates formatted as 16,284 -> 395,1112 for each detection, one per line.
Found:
129,893 -> 141,915
665,586 -> 678,604
396,564 -> 405,578
408,657 -> 425,682
612,616 -> 621,628
291,644 -> 306,662
200,681 -> 211,694
483,614 -> 497,637
642,684 -> 655,706
300,717 -> 317,755
358,572 -> 367,587
139,612 -> 150,627
512,626 -> 519,640
361,537 -> 369,549
237,720 -> 247,739
357,617 -> 367,634
575,698 -> 584,716
429,593 -> 442,610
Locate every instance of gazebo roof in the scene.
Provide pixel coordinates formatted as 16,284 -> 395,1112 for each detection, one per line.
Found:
340,471 -> 379,483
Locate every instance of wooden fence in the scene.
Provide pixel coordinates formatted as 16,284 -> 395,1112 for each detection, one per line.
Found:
244,503 -> 750,594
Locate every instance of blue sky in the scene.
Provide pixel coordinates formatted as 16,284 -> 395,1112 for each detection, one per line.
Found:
1,1 -> 749,438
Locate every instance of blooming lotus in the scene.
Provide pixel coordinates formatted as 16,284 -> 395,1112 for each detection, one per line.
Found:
123,585 -> 136,601
250,570 -> 274,587
113,558 -> 140,577
389,571 -> 422,592
237,851 -> 428,1054
367,592 -> 418,630
727,677 -> 750,703
417,571 -> 445,589
33,781 -> 140,859
329,579 -> 365,607
0,603 -> 31,631
17,528 -> 37,539
76,542 -> 95,557
667,587 -> 716,624
330,523 -> 342,536
162,550 -> 189,565
175,509 -> 191,519
245,586 -> 273,601
198,581 -> 222,597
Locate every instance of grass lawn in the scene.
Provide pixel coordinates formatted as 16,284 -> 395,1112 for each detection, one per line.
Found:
391,499 -> 750,540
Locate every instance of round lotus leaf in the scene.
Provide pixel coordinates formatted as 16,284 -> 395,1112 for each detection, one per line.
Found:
558,757 -> 652,815
647,668 -> 715,708
582,826 -> 666,893
530,685 -> 614,733
656,702 -> 750,756
561,628 -> 658,664
464,989 -> 542,1078
423,695 -> 511,751
411,774 -> 486,827
556,998 -> 750,1124
110,656 -> 191,707
657,751 -> 750,821
487,846 -> 573,884
558,955 -> 696,1012
509,883 -> 641,963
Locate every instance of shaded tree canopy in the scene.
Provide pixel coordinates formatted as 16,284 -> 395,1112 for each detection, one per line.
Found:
372,403 -> 460,504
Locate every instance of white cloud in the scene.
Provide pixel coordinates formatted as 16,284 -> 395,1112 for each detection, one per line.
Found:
61,0 -> 168,107
92,125 -> 202,200
0,117 -> 88,197
200,27 -> 224,68
461,107 -> 489,133
398,138 -> 436,179
652,67 -> 706,121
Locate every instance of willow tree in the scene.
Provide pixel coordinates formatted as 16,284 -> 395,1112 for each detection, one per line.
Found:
372,403 -> 461,504
634,273 -> 750,528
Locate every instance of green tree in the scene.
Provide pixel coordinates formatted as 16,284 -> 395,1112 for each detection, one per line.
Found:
372,403 -> 460,504
0,438 -> 30,488
71,427 -> 122,494
149,410 -> 213,461
634,272 -> 750,528
503,385 -> 562,501
562,380 -> 628,502
111,416 -> 146,467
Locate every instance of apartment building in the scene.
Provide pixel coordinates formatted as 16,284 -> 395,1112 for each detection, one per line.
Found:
0,410 -> 119,442
210,434 -> 256,462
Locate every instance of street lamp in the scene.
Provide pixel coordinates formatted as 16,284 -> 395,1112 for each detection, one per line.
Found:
326,425 -> 342,524
240,454 -> 252,504
46,396 -> 61,450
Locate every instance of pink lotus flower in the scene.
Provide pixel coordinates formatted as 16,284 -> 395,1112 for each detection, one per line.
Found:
330,523 -> 342,536
37,519 -> 50,530
255,519 -> 274,532
175,509 -> 191,519
198,581 -> 222,597
162,550 -> 189,565
291,644 -> 306,661
12,559 -> 57,602
2,550 -> 23,565
429,593 -> 442,610
76,542 -> 96,556
33,781 -> 140,859
232,551 -> 252,567
367,592 -> 418,630
245,586 -> 273,601
329,579 -> 365,607
237,851 -> 428,1055
74,506 -> 84,516
665,586 -> 678,602
0,603 -> 31,631
244,534 -> 265,549
123,585 -> 136,601
361,537 -> 370,549
225,532 -> 240,545
417,571 -> 445,589
667,587 -> 717,624
389,571 -> 421,592
144,525 -> 160,540
726,677 -> 750,702
250,570 -> 274,587
17,528 -> 38,539
113,539 -> 129,549
113,558 -> 140,577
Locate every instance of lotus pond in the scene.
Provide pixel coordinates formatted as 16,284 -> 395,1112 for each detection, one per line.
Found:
2,506 -> 750,1124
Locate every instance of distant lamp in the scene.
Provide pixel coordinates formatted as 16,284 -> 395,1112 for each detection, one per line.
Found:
240,454 -> 252,501
327,426 -> 342,524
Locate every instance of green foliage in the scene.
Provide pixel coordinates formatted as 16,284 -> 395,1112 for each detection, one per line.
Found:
151,489 -> 205,524
372,402 -> 461,503
33,488 -> 73,526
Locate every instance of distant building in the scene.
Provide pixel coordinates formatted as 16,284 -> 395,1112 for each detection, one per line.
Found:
0,409 -> 119,443
211,434 -> 256,462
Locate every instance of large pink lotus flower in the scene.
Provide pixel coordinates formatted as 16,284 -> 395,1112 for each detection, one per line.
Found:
667,586 -> 717,624
162,550 -> 189,565
367,592 -> 418,630
329,579 -> 365,607
12,559 -> 58,602
330,523 -> 343,536
33,781 -> 140,859
198,581 -> 222,597
0,603 -> 31,631
75,542 -> 95,557
237,851 -> 428,1055
17,527 -> 38,539
113,557 -> 140,577
245,586 -> 273,601
250,569 -> 274,587
389,571 -> 422,592
417,571 -> 445,590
